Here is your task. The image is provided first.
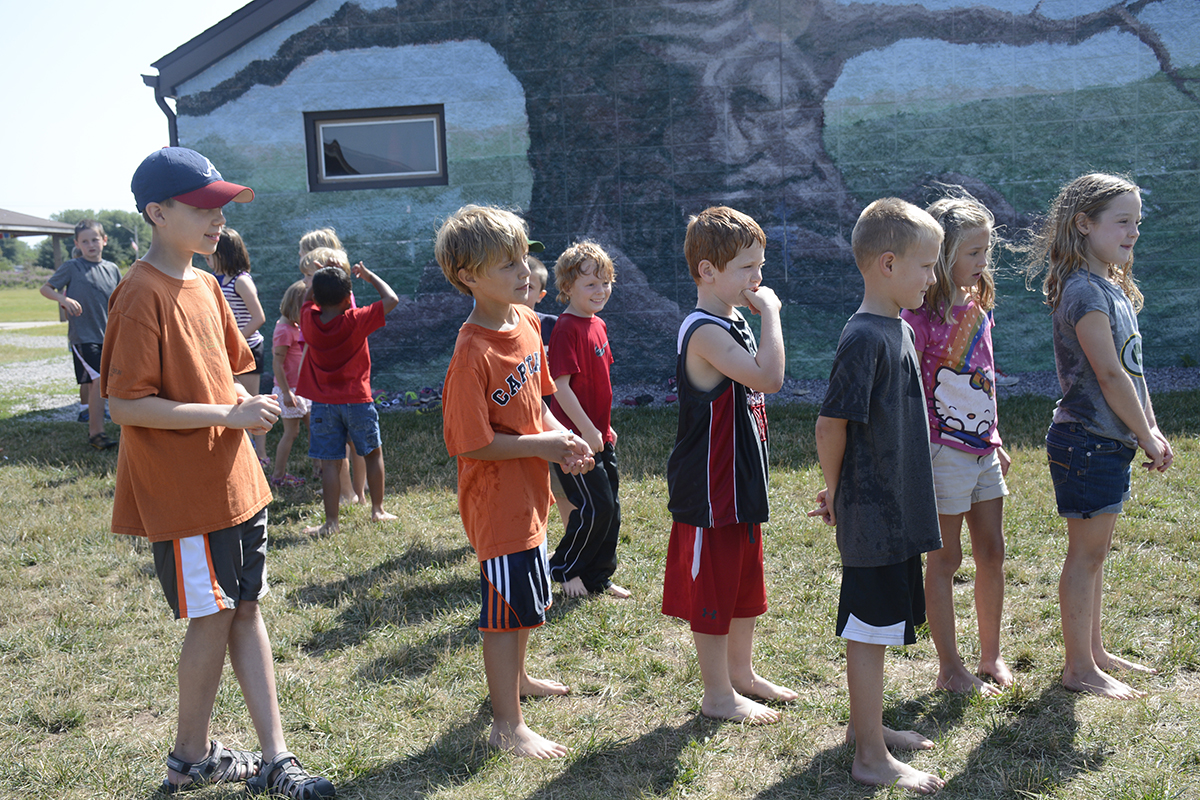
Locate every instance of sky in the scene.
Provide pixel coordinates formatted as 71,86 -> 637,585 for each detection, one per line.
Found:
2,0 -> 252,221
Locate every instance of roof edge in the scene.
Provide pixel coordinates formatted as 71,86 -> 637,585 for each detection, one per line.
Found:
151,0 -> 321,97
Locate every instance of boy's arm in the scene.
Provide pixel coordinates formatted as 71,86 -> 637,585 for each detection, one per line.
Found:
552,374 -> 604,454
40,282 -> 83,317
352,262 -> 400,314
687,287 -> 785,393
809,415 -> 848,525
458,402 -> 595,474
109,392 -> 279,434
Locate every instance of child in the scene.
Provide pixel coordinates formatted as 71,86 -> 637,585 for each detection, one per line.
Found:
546,241 -> 629,598
299,243 -> 367,504
296,264 -> 399,536
662,206 -> 796,724
270,280 -> 313,487
206,228 -> 268,464
437,204 -> 594,758
299,226 -> 343,259
900,190 -> 1013,696
104,146 -> 334,797
1025,173 -> 1172,699
40,219 -> 122,449
810,197 -> 945,794
519,251 -> 576,525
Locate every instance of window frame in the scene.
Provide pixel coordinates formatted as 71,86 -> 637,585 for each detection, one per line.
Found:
303,105 -> 448,192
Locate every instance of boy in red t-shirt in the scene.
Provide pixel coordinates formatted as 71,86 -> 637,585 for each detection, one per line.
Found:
437,204 -> 594,759
546,241 -> 629,599
296,263 -> 399,536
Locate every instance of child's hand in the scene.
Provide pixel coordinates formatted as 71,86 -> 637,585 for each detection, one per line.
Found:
351,261 -> 367,279
743,285 -> 781,316
807,487 -> 835,525
547,430 -> 594,474
279,387 -> 296,409
1142,428 -> 1173,472
609,427 -> 618,445
583,426 -> 604,456
60,297 -> 84,317
229,394 -> 281,434
997,445 -> 1012,476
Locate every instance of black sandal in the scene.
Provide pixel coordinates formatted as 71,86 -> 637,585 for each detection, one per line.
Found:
247,751 -> 336,799
160,739 -> 262,794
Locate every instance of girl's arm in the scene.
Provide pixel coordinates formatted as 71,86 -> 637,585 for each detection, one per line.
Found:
234,274 -> 266,339
1075,311 -> 1171,470
271,341 -> 296,408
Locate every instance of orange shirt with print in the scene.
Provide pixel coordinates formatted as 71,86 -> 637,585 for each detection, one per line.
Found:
443,305 -> 556,562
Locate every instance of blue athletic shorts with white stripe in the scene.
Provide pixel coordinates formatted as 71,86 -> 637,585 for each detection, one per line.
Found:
479,541 -> 552,631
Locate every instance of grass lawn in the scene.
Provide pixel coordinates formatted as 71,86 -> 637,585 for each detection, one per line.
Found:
0,287 -> 61,323
1,363 -> 1199,797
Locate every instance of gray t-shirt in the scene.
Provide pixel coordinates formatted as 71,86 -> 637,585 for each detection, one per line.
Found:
820,313 -> 942,568
45,257 -> 122,345
1052,270 -> 1148,448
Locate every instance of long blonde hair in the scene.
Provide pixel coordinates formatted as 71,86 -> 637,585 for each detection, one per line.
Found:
1022,173 -> 1143,312
920,189 -> 997,323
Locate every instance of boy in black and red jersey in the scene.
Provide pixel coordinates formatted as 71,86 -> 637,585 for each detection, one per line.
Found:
661,206 -> 797,724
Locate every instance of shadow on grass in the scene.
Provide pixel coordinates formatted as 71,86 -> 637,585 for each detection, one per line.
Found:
754,685 -> 1092,798
0,414 -> 120,475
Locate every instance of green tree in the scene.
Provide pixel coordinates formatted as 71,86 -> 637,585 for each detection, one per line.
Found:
0,238 -> 35,271
34,209 -> 150,270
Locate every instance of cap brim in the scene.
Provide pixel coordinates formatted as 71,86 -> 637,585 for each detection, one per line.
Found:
174,181 -> 255,209
527,239 -> 545,253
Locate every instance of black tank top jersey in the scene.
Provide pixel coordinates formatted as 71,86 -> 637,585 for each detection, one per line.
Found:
666,310 -> 770,528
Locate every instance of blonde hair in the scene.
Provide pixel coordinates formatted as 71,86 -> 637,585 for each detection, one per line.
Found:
919,189 -> 997,322
299,246 -> 350,277
299,227 -> 343,256
683,206 -> 766,283
1021,173 -> 1143,311
435,205 -> 530,296
278,280 -> 307,325
554,241 -> 616,304
527,255 -> 548,294
851,198 -> 943,271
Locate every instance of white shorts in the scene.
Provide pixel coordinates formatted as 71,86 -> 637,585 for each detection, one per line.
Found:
280,394 -> 311,420
930,444 -> 1008,516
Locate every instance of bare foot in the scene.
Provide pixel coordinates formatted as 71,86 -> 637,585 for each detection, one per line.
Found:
489,721 -> 568,759
979,657 -> 1014,688
734,672 -> 798,703
338,494 -> 361,505
560,576 -> 588,598
846,725 -> 935,751
1062,666 -> 1146,699
303,522 -> 338,538
604,583 -> 632,599
701,691 -> 782,724
371,509 -> 398,522
1095,650 -> 1157,675
520,675 -> 571,697
852,752 -> 944,794
935,665 -> 1002,697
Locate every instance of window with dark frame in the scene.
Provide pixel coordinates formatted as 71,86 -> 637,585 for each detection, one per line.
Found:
304,105 -> 448,191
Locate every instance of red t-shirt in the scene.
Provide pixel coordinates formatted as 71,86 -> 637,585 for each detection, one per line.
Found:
547,312 -> 614,443
296,300 -> 386,404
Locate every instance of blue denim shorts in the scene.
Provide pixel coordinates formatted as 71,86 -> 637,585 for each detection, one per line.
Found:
1045,422 -> 1134,519
309,401 -> 382,460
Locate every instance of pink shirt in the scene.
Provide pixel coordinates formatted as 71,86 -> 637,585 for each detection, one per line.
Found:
272,319 -> 305,392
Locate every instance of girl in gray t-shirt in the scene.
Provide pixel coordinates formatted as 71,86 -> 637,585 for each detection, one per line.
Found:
1024,173 -> 1173,700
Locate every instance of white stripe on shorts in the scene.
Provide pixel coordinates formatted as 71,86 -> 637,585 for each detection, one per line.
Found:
176,534 -> 229,618
71,344 -> 100,381
690,526 -> 703,580
840,613 -> 907,646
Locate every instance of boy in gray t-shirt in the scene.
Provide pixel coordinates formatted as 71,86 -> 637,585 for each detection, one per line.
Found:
811,198 -> 945,794
40,219 -> 122,449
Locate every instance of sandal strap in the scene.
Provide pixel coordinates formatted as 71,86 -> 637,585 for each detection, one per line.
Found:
162,740 -> 261,794
252,751 -> 336,799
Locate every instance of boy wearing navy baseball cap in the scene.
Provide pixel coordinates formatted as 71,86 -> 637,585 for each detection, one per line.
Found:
102,147 -> 336,797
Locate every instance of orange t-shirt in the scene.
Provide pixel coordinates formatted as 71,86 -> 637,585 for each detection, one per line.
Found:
101,262 -> 272,542
443,305 -> 556,561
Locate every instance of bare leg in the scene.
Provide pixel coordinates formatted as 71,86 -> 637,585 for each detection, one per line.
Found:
1088,529 -> 1157,675
846,640 -> 944,794
1060,514 -> 1144,698
727,616 -> 797,702
304,459 -> 342,536
515,626 -> 570,697
482,630 -> 567,758
362,447 -> 396,522
349,439 -> 367,504
963,498 -> 1012,687
86,379 -> 105,439
926,513 -> 999,696
226,601 -> 286,762
693,630 -> 780,723
271,418 -> 301,482
166,611 -> 235,788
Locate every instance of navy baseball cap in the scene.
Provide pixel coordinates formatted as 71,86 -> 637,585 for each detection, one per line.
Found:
132,147 -> 254,212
